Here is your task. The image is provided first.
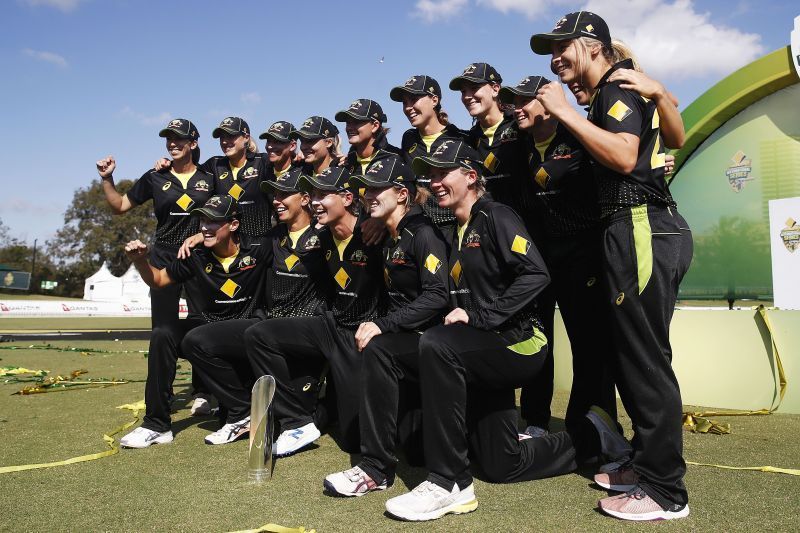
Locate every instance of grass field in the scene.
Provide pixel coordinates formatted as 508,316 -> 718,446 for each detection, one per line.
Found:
1,337 -> 799,532
0,316 -> 151,332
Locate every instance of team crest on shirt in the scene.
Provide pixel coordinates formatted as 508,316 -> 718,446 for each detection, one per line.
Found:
205,263 -> 213,273
390,247 -> 407,265
499,127 -> 518,144
465,229 -> 481,248
350,249 -> 368,266
194,180 -> 209,192
303,235 -> 321,250
551,143 -> 573,160
242,167 -> 258,179
780,218 -> 800,252
238,255 -> 256,271
168,119 -> 183,129
162,182 -> 172,191
725,150 -> 754,193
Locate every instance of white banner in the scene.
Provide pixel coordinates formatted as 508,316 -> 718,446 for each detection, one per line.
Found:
769,197 -> 800,309
0,299 -> 188,318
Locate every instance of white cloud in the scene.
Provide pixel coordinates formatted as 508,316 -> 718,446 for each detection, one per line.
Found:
476,0 -> 569,19
22,48 -> 68,68
240,92 -> 262,105
580,0 -> 764,80
22,0 -> 85,12
118,106 -> 171,127
412,0 -> 468,22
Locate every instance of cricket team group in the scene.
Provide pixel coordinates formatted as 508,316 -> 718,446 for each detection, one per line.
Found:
95,11 -> 694,523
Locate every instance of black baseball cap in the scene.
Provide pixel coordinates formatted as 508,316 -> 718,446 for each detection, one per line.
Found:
498,76 -> 551,104
259,121 -> 296,142
389,75 -> 442,102
260,167 -> 306,193
191,195 -> 240,220
349,157 -> 416,191
158,118 -> 199,140
449,63 -> 503,90
412,140 -> 483,176
530,11 -> 611,55
212,116 -> 251,138
298,166 -> 352,192
335,99 -> 387,123
290,116 -> 339,140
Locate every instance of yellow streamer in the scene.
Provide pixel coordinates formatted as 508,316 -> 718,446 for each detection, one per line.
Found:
682,305 -> 788,433
0,401 -> 143,475
227,525 -> 316,533
687,461 -> 800,477
1,367 -> 48,376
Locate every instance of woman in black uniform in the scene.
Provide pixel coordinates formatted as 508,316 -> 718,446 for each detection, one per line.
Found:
244,166 -> 386,457
324,155 -> 449,496
259,120 -> 299,181
96,118 -> 216,440
180,168 -> 331,445
389,75 -> 469,228
118,195 -> 268,448
532,11 -> 693,521
497,76 -> 618,440
449,62 -> 520,206
335,99 -> 401,175
290,116 -> 343,175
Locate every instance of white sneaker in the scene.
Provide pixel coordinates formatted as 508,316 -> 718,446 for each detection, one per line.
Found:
385,480 -> 478,521
190,394 -> 213,416
120,427 -> 174,449
324,466 -> 390,497
274,422 -> 321,457
204,417 -> 250,445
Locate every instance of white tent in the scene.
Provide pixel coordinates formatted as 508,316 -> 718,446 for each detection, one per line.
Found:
83,262 -> 123,301
120,263 -> 150,301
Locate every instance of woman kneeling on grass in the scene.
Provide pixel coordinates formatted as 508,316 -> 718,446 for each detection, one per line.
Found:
120,195 -> 269,448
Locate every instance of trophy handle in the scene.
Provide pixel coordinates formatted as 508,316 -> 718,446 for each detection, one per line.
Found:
248,375 -> 276,483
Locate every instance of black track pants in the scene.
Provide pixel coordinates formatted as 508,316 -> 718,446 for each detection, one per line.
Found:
521,231 -> 617,433
180,318 -> 261,423
602,204 -> 693,509
141,317 -> 205,432
244,313 -> 362,452
358,332 -> 422,484
418,323 -> 578,490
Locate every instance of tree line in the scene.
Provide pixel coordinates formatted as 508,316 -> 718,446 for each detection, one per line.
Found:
0,180 -> 156,298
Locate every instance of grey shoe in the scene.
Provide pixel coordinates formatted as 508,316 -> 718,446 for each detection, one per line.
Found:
585,405 -> 632,461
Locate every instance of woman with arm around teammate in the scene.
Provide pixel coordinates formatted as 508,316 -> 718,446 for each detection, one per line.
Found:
531,10 -> 692,521
323,155 -> 449,496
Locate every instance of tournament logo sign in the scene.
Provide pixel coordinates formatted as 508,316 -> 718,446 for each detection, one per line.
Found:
780,218 -> 800,252
725,150 -> 754,192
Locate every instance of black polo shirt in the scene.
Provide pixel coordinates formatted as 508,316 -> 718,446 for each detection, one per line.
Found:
373,206 -> 449,334
401,124 -> 470,227
587,59 -> 676,218
518,124 -> 599,238
264,223 -> 332,319
127,168 -> 215,246
447,195 -> 549,344
468,112 -> 523,207
318,224 -> 386,329
165,235 -> 269,322
343,140 -> 402,176
199,152 -> 273,237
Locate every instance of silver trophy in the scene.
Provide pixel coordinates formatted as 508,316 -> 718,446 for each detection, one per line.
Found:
248,374 -> 276,483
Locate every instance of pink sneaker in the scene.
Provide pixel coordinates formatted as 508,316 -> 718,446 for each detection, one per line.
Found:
599,487 -> 690,521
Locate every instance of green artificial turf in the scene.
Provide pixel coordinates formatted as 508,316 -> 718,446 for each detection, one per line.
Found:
1,340 -> 798,532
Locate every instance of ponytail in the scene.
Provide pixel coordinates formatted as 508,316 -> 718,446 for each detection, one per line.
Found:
610,39 -> 641,71
246,137 -> 258,154
435,104 -> 449,125
328,135 -> 344,159
191,145 -> 201,165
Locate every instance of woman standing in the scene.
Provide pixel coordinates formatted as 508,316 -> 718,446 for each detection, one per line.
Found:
290,116 -> 343,175
118,195 -> 269,447
389,75 -> 469,228
259,120 -> 299,181
532,11 -> 692,521
96,118 -> 215,422
335,99 -> 401,175
324,155 -> 449,496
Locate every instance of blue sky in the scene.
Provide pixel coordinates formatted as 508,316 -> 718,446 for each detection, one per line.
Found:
1,0 -> 797,244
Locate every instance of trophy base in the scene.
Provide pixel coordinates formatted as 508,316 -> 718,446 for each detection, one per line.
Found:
248,469 -> 271,483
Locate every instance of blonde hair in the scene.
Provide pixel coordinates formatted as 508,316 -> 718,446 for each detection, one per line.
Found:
327,135 -> 343,159
574,37 -> 641,80
460,167 -> 486,196
401,185 -> 431,209
246,137 -> 258,153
